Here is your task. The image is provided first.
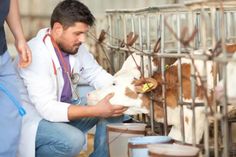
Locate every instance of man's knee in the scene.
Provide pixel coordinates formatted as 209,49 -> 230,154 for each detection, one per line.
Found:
68,131 -> 86,156
36,121 -> 86,157
37,131 -> 86,157
53,135 -> 85,156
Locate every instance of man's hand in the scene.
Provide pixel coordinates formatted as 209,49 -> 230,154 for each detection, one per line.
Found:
96,93 -> 128,118
15,39 -> 32,68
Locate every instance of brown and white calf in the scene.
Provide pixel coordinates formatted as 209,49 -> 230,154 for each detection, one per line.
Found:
87,50 -> 213,144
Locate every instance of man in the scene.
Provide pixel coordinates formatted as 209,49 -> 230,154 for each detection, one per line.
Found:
17,0 -> 127,157
0,0 -> 31,156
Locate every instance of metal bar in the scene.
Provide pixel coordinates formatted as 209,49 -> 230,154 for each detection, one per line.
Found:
147,14 -> 151,52
138,16 -> 143,50
201,7 -> 210,157
210,7 -> 219,157
160,13 -> 168,136
220,6 -> 230,157
188,9 -> 197,146
106,4 -> 186,14
176,12 -> 185,144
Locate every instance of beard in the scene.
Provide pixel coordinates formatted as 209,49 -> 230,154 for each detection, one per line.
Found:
57,42 -> 81,55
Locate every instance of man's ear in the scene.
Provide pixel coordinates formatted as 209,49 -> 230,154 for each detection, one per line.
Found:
52,22 -> 63,36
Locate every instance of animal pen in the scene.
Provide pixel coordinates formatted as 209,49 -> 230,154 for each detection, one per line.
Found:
92,0 -> 236,157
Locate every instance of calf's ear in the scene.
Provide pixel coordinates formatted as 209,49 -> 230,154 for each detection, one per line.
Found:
134,77 -> 157,93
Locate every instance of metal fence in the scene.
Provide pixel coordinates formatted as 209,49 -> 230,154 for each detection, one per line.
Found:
102,0 -> 236,157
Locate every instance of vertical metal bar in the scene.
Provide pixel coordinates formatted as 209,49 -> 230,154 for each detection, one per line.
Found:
146,13 -> 155,133
226,11 -> 230,41
195,12 -> 201,49
190,63 -> 197,146
176,12 -> 185,144
123,14 -> 127,44
215,10 -> 221,42
108,14 -> 112,44
138,16 -> 143,50
201,7 -> 210,157
221,58 -> 229,157
210,7 -> 220,157
147,14 -> 151,52
108,14 -> 115,74
131,14 -> 135,33
211,7 -> 216,49
149,55 -> 155,134
220,6 -> 229,157
131,14 -> 135,49
140,55 -> 146,122
121,14 -> 127,69
233,12 -> 236,42
160,13 -> 168,136
188,10 -> 197,146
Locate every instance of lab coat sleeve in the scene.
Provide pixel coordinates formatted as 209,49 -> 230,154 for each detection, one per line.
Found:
77,45 -> 114,89
18,38 -> 70,122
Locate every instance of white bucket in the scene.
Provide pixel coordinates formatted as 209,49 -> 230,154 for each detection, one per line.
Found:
128,136 -> 172,157
147,144 -> 200,157
107,123 -> 147,157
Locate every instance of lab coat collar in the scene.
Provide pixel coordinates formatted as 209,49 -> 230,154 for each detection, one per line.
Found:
38,28 -> 77,71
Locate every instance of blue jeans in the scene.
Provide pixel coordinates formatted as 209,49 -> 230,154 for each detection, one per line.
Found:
36,116 -> 123,157
0,52 -> 22,157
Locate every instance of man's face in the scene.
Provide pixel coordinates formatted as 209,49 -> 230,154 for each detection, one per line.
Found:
56,22 -> 89,55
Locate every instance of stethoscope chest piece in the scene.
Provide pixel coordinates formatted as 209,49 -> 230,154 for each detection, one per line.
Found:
71,73 -> 80,85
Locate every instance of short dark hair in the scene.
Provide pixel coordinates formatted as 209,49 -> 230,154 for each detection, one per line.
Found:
50,0 -> 95,28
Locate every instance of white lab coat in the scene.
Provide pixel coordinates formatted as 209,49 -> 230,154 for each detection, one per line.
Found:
16,28 -> 113,157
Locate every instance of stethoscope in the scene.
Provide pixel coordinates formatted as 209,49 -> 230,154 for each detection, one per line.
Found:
0,83 -> 26,116
43,30 -> 81,103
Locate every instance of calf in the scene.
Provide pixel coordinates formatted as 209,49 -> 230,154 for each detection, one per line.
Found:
215,52 -> 236,104
87,53 -> 158,115
140,62 -> 210,144
87,50 -> 213,144
215,46 -> 236,132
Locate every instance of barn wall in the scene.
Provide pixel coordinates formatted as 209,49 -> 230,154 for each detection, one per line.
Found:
5,0 -> 181,57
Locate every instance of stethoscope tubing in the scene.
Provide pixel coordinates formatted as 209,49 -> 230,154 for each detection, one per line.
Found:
43,31 -> 81,102
0,83 -> 26,117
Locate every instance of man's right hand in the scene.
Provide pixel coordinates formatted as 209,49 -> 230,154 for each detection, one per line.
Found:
95,93 -> 128,118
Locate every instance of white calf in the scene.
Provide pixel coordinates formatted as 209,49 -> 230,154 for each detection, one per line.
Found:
215,52 -> 236,103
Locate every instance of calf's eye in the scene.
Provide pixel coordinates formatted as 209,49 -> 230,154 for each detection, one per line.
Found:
112,82 -> 116,86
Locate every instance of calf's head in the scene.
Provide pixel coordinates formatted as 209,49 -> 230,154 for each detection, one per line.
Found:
87,74 -> 151,114
87,52 -> 160,115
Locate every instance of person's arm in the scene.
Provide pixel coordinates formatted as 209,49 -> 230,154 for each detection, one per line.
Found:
68,93 -> 127,120
6,0 -> 31,68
